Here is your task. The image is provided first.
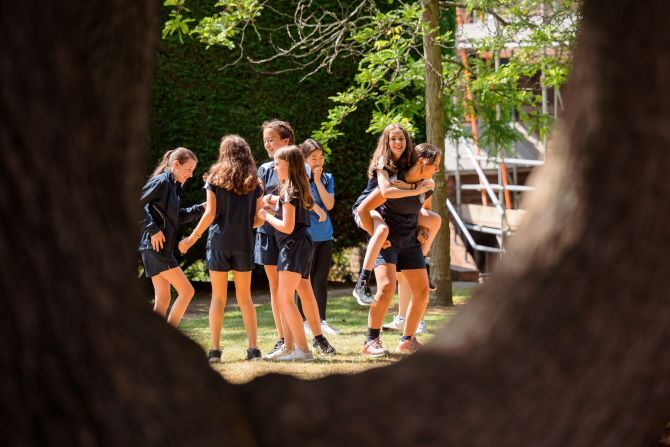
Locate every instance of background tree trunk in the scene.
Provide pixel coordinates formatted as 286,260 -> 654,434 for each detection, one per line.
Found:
3,0 -> 670,445
422,0 -> 453,305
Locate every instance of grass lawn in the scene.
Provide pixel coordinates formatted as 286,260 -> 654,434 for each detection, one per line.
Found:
180,286 -> 476,383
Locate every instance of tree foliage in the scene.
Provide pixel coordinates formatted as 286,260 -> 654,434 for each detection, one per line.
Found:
163,0 -> 580,152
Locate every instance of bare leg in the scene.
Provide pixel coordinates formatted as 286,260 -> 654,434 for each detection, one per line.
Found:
277,271 -> 309,352
264,265 -> 283,339
151,274 -> 171,317
232,271 -> 257,349
208,270 -> 229,350
159,267 -> 195,328
361,210 -> 390,271
400,268 -> 430,338
396,271 -> 411,318
296,277 -> 323,336
368,264 -> 397,329
418,209 -> 441,256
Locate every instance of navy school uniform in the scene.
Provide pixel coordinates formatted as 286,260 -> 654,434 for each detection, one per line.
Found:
254,160 -> 281,265
205,182 -> 264,272
275,193 -> 314,279
374,170 -> 433,272
139,170 -> 205,277
254,160 -> 312,266
351,164 -> 393,228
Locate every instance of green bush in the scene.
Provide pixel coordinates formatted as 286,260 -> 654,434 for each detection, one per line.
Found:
150,0 -> 381,272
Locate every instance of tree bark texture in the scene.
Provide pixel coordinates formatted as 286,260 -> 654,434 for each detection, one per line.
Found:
422,0 -> 453,305
2,0 -> 670,445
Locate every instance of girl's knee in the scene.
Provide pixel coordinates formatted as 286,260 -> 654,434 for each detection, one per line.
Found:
373,223 -> 389,237
181,283 -> 195,300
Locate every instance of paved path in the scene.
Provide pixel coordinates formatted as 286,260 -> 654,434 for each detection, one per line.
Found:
185,281 -> 477,317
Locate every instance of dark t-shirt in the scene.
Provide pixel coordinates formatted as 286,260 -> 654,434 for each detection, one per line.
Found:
275,193 -> 311,246
257,161 -> 280,236
205,182 -> 263,252
379,170 -> 434,239
352,159 -> 394,212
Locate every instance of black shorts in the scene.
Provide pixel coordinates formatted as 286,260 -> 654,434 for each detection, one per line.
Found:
141,249 -> 179,278
254,232 -> 279,266
374,232 -> 425,272
207,248 -> 254,272
277,234 -> 314,279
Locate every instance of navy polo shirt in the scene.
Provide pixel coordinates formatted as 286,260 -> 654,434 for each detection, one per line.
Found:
379,170 -> 434,239
205,182 -> 263,252
275,194 -> 311,246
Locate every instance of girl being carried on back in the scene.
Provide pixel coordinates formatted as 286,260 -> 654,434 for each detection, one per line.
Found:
352,123 -> 441,305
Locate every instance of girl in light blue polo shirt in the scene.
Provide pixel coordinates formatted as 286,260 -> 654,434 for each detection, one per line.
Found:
299,139 -> 339,335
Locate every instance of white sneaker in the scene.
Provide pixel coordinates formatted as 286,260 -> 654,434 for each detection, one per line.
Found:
275,348 -> 314,362
382,314 -> 405,331
303,320 -> 313,336
320,320 -> 341,335
265,343 -> 287,360
416,320 -> 427,335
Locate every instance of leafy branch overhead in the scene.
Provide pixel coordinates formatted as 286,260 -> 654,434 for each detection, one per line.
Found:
163,0 -> 580,153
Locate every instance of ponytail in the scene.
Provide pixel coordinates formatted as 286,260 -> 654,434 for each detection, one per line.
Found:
150,147 -> 198,178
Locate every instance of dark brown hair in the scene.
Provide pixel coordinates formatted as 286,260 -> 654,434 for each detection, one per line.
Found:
205,135 -> 258,195
261,120 -> 295,144
299,138 -> 324,159
274,145 -> 314,210
367,123 -> 416,178
151,147 -> 198,178
414,143 -> 442,166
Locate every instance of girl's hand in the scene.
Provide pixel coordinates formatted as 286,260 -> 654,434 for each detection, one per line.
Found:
314,205 -> 327,222
391,179 -> 411,190
417,226 -> 430,243
312,166 -> 323,181
151,231 -> 165,251
382,240 -> 392,249
178,237 -> 193,254
257,209 -> 268,221
420,179 -> 435,191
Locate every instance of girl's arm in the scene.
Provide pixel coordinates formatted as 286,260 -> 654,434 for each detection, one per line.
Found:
259,201 -> 296,234
377,170 -> 433,199
140,177 -> 168,237
357,188 -> 387,236
253,194 -> 265,228
313,170 -> 335,210
179,190 -> 216,254
312,203 -> 327,222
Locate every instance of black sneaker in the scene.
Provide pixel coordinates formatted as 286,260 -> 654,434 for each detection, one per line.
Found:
245,348 -> 262,361
208,349 -> 222,364
313,336 -> 337,355
264,339 -> 285,359
353,281 -> 375,306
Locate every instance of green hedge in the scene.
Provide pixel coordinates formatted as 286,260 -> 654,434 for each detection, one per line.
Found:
150,1 -> 382,273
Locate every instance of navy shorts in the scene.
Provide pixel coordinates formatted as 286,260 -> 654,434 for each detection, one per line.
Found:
254,232 -> 279,266
207,249 -> 254,272
141,249 -> 179,278
374,232 -> 425,272
277,234 -> 314,279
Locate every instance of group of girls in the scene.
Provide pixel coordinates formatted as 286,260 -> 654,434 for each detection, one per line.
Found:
139,120 -> 337,362
351,123 -> 442,357
139,119 -> 440,362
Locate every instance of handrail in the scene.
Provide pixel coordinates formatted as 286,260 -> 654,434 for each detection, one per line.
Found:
447,199 -> 505,254
472,155 -> 545,167
460,144 -> 511,231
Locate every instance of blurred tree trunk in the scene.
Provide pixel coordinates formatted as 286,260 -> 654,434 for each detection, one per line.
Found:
422,0 -> 453,305
2,0 -> 670,445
